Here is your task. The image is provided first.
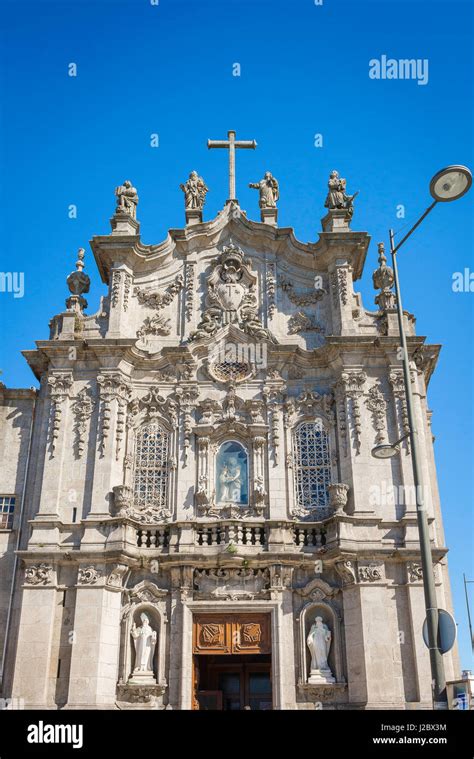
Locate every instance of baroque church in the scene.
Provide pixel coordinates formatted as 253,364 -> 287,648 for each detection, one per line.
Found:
0,134 -> 459,709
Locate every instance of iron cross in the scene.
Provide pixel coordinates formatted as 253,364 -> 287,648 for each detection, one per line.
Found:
207,129 -> 257,203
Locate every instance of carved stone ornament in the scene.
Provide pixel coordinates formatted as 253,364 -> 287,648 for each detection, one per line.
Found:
335,560 -> 356,586
47,372 -> 73,453
328,483 -> 349,515
279,278 -> 326,306
180,171 -> 209,210
78,565 -> 101,584
24,564 -> 53,585
407,562 -> 423,583
72,387 -> 95,458
288,311 -> 324,335
358,564 -> 383,583
365,383 -> 388,445
134,274 -> 183,310
112,484 -> 170,525
193,568 -> 270,600
336,371 -> 367,455
189,241 -> 275,343
114,180 -> 138,219
324,170 -> 358,218
107,563 -> 129,589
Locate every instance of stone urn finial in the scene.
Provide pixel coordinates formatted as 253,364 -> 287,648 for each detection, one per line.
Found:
328,483 -> 349,515
373,242 -> 396,310
66,247 -> 90,313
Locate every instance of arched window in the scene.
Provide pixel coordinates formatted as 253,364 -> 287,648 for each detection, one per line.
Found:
133,422 -> 169,510
293,421 -> 331,511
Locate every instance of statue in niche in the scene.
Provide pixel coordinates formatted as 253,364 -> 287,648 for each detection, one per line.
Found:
324,170 -> 358,217
115,180 -> 139,219
307,615 -> 335,684
180,171 -> 209,210
216,441 -> 248,505
131,612 -> 157,674
249,171 -> 279,208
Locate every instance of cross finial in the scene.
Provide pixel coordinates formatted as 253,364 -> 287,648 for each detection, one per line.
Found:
207,129 -> 257,204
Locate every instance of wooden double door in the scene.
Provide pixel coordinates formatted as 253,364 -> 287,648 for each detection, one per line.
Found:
196,654 -> 272,710
193,613 -> 272,711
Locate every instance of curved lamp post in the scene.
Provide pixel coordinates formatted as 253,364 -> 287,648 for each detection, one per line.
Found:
371,165 -> 472,709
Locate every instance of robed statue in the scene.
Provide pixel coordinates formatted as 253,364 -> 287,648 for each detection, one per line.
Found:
115,180 -> 139,219
249,171 -> 279,208
306,615 -> 335,683
131,612 -> 157,673
324,170 -> 358,217
180,171 -> 209,210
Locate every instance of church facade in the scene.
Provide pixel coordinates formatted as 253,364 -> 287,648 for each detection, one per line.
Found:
0,155 -> 459,710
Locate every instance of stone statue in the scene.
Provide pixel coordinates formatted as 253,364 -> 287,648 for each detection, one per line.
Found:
249,171 -> 279,208
115,180 -> 139,219
324,170 -> 358,217
306,615 -> 335,683
180,171 -> 209,210
131,612 -> 157,673
219,458 -> 242,502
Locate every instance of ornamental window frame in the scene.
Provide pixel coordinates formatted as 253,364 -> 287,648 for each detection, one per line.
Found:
291,417 -> 334,516
132,420 -> 171,513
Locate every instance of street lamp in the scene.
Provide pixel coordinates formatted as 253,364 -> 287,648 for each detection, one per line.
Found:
371,164 -> 472,710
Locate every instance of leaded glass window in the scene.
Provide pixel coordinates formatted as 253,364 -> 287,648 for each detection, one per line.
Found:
0,496 -> 15,529
293,421 -> 331,511
133,423 -> 169,510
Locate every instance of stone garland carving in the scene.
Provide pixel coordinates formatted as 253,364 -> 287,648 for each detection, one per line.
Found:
72,387 -> 95,458
97,374 -> 131,456
266,265 -> 276,318
47,372 -> 73,453
288,311 -> 324,335
334,384 -> 348,457
24,563 -> 53,585
127,387 -> 178,428
337,371 -> 366,455
111,270 -> 122,308
123,272 -> 131,311
185,262 -> 195,321
189,241 -> 275,343
365,384 -> 388,445
78,565 -> 101,584
389,370 -> 410,452
174,385 -> 200,465
193,568 -> 270,600
264,392 -> 281,465
134,273 -> 184,310
330,269 -> 349,307
358,564 -> 382,583
279,278 -> 325,306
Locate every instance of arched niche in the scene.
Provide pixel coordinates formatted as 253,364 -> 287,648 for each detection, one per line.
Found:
216,439 -> 249,507
119,581 -> 168,687
298,598 -> 344,685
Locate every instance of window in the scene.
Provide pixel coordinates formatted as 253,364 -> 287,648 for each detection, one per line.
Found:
293,421 -> 331,511
0,496 -> 15,529
133,423 -> 169,510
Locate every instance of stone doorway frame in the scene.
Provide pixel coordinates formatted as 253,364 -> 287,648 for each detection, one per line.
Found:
179,600 -> 296,710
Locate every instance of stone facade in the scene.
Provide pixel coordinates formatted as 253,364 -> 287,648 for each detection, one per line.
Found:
0,177 -> 459,710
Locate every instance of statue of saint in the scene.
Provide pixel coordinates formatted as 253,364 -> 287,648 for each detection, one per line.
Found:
306,615 -> 335,683
219,457 -> 242,502
180,171 -> 209,210
115,180 -> 139,219
131,612 -> 157,673
324,170 -> 358,216
249,171 -> 279,208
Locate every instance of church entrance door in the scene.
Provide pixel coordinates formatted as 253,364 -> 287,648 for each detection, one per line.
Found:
192,613 -> 272,710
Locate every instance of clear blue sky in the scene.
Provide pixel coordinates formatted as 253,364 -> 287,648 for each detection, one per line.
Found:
0,0 -> 472,671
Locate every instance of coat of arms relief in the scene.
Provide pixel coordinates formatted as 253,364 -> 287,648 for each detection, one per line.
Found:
189,241 -> 275,343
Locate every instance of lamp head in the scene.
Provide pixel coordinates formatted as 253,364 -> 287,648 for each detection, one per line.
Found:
371,442 -> 401,459
430,165 -> 472,202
